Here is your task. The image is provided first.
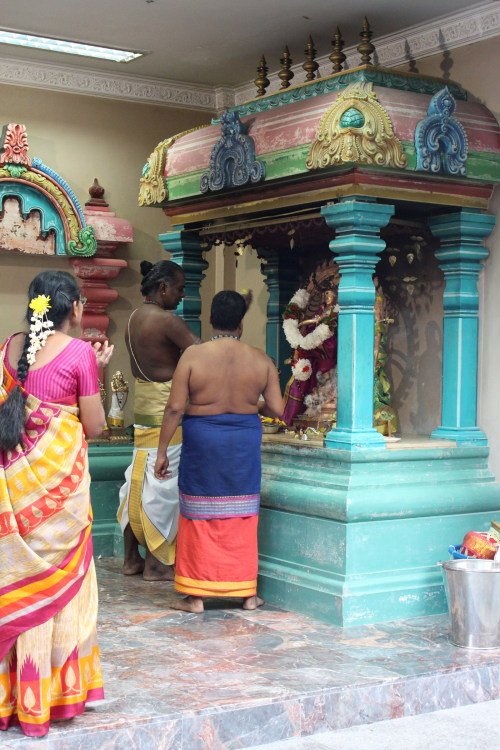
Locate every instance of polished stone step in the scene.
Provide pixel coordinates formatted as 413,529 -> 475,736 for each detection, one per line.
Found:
3,557 -> 500,749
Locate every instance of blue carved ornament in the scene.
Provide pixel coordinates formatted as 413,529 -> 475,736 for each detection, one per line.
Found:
32,157 -> 86,224
414,87 -> 468,176
200,110 -> 265,193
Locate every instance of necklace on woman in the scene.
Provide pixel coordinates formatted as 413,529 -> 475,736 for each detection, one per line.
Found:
144,299 -> 162,307
210,334 -> 240,341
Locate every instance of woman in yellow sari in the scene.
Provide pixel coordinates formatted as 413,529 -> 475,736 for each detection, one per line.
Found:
0,270 -> 112,737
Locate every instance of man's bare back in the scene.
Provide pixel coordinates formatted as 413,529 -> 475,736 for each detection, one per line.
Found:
154,287 -> 283,475
182,338 -> 282,416
126,305 -> 198,382
125,265 -> 200,382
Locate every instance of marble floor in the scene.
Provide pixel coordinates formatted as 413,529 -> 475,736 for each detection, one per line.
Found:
3,557 -> 500,749
251,700 -> 500,750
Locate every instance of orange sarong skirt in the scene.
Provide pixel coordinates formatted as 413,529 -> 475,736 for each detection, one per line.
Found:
174,515 -> 258,598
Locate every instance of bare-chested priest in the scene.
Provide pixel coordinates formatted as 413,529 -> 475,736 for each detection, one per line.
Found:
154,290 -> 283,611
117,259 -> 200,581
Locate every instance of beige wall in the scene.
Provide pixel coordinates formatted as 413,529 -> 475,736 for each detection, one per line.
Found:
0,83 -> 211,424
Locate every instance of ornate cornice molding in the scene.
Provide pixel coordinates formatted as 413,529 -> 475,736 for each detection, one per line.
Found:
0,56 -> 217,111
235,1 -> 500,104
0,2 -> 497,112
360,0 -> 500,70
214,86 -> 236,113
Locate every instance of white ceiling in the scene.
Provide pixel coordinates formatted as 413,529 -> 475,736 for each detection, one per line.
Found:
0,0 -> 491,88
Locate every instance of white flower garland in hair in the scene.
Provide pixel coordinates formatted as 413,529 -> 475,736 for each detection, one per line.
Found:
27,295 -> 55,365
283,288 -> 338,351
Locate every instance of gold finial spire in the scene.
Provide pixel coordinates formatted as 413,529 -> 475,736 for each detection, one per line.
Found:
278,45 -> 294,89
329,27 -> 346,73
303,36 -> 319,81
254,55 -> 270,97
357,17 -> 375,66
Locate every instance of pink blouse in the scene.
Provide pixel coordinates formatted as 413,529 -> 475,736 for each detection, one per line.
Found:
5,337 -> 99,406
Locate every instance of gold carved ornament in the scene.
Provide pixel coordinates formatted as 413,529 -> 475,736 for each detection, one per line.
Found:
306,82 -> 407,170
138,139 -> 169,206
138,125 -> 207,206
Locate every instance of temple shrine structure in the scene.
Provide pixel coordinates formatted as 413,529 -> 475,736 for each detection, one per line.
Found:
138,55 -> 500,626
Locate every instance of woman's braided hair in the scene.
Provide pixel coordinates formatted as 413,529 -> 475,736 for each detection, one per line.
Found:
140,260 -> 183,297
0,270 -> 81,451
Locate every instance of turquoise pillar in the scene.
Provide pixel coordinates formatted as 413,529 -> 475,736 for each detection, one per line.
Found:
429,209 -> 495,445
321,198 -> 394,451
88,443 -> 133,557
259,249 -> 299,392
159,226 -> 208,337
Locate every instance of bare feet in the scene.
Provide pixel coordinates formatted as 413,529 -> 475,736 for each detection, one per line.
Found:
122,558 -> 145,576
143,567 -> 175,581
242,595 -> 265,610
143,550 -> 175,581
122,523 -> 145,576
171,596 -> 204,613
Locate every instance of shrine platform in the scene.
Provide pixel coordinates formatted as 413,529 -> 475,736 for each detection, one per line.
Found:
3,557 -> 500,749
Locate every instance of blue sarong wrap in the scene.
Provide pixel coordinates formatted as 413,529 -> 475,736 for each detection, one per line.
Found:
178,413 -> 262,520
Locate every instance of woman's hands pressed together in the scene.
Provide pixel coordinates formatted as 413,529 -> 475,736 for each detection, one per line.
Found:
93,340 -> 114,368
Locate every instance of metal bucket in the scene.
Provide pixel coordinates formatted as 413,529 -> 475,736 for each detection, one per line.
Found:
441,559 -> 500,649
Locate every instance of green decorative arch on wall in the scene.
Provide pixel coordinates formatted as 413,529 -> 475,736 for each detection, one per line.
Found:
0,123 -> 96,257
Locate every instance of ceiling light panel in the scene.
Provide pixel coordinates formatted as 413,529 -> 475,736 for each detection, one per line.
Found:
0,30 -> 142,62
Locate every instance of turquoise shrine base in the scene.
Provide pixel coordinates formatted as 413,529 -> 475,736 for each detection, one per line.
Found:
88,442 -> 132,558
258,437 -> 500,627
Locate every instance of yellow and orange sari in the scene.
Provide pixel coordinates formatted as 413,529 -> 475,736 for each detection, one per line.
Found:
0,342 -> 103,737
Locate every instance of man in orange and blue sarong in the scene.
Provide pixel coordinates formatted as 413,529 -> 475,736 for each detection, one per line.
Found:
175,413 -> 262,603
153,290 -> 283,613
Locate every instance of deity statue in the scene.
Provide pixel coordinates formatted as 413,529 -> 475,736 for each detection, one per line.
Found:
281,263 -> 340,427
107,370 -> 129,430
281,262 -> 398,436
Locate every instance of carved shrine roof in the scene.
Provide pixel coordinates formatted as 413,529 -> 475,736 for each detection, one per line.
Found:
139,66 -> 500,221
